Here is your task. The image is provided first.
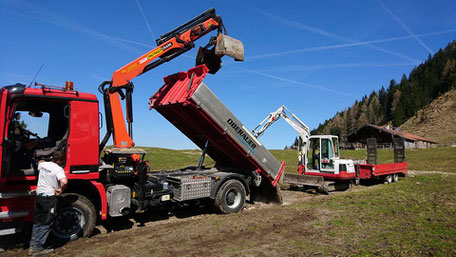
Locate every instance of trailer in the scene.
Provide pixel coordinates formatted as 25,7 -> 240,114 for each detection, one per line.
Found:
353,137 -> 408,185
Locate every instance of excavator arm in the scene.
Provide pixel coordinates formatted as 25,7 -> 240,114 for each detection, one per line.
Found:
253,105 -> 310,140
252,105 -> 311,170
99,8 -> 244,150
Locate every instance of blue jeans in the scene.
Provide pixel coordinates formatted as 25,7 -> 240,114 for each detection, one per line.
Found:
29,195 -> 56,250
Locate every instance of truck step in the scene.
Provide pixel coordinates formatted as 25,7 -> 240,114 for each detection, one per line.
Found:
0,210 -> 29,219
0,190 -> 35,199
0,228 -> 21,236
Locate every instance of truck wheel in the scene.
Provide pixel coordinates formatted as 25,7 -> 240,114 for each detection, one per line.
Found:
52,193 -> 96,241
384,175 -> 393,184
392,173 -> 399,182
214,179 -> 246,214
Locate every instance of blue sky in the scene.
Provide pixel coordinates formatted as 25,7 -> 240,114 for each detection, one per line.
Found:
1,0 -> 455,149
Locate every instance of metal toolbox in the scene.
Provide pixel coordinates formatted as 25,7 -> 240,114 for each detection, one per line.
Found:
167,176 -> 212,201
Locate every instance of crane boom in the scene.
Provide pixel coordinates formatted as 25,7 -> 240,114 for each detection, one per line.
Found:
98,9 -> 244,150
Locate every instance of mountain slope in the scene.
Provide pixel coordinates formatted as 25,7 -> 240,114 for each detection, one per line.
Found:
310,41 -> 456,144
400,89 -> 456,145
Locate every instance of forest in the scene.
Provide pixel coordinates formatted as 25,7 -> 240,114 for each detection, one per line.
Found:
288,41 -> 456,147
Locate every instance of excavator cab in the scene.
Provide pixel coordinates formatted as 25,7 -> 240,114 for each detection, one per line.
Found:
305,136 -> 339,173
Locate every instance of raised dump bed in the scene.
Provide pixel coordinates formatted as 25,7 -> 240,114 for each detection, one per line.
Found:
149,65 -> 284,186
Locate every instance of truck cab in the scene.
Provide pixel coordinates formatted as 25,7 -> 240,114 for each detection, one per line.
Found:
0,84 -> 100,180
0,83 -> 101,239
303,135 -> 356,180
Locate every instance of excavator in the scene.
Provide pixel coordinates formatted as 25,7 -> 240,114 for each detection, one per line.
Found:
252,105 -> 356,193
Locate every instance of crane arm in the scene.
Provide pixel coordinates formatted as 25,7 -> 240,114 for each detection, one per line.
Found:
98,9 -> 244,150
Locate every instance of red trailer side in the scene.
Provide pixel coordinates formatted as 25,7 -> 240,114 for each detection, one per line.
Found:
357,162 -> 408,180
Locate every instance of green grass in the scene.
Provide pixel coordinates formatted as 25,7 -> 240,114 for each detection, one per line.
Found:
138,147 -> 214,171
58,147 -> 456,257
270,147 -> 456,173
290,174 -> 456,256
135,146 -> 456,173
341,147 -> 456,172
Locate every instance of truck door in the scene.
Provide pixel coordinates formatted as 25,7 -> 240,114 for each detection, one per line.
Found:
0,89 -> 9,182
320,138 -> 335,172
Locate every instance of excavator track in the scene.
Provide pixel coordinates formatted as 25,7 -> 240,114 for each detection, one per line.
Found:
283,173 -> 351,194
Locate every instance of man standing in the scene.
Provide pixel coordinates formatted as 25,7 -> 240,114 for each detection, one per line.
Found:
29,151 -> 68,256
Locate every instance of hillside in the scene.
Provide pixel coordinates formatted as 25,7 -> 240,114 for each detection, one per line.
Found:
311,41 -> 456,144
400,89 -> 456,145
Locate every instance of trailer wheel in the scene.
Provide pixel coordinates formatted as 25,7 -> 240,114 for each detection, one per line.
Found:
384,175 -> 393,184
214,179 -> 246,214
52,193 -> 96,241
392,173 -> 399,183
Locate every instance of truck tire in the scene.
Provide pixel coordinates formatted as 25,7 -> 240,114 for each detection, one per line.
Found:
392,173 -> 399,182
213,179 -> 246,214
52,193 -> 96,241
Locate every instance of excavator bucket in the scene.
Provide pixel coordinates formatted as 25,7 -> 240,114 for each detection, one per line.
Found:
196,34 -> 244,74
215,34 -> 244,61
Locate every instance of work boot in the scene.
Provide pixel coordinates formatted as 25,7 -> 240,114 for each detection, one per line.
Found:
32,248 -> 54,256
28,248 -> 37,256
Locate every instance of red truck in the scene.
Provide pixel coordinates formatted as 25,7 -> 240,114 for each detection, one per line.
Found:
0,9 -> 283,245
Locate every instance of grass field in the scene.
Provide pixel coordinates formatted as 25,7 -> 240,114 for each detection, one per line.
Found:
142,146 -> 456,174
288,173 -> 456,256
273,147 -> 456,174
6,146 -> 456,256
31,171 -> 456,257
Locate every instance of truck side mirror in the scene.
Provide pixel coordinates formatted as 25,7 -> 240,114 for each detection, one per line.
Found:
28,111 -> 43,118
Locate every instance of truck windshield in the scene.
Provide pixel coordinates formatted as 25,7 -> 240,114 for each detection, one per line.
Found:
16,111 -> 50,138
